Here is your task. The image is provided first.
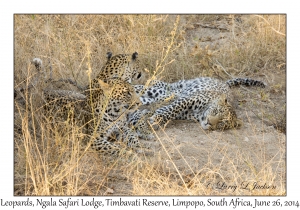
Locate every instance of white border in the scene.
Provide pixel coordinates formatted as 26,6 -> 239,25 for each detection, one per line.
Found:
2,0 -> 298,209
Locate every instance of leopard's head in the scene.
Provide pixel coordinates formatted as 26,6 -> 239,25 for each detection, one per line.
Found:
99,52 -> 142,83
200,94 -> 242,130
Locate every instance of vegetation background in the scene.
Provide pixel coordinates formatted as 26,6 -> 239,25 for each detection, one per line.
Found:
14,14 -> 286,196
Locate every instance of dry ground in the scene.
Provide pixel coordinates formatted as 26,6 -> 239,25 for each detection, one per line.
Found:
14,14 -> 286,196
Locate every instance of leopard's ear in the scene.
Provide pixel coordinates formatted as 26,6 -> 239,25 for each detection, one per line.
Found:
132,52 -> 138,60
106,52 -> 113,60
98,79 -> 111,95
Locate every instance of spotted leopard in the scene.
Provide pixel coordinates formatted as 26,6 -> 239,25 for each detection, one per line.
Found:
127,109 -> 154,140
18,54 -> 145,155
132,77 -> 265,131
83,77 -> 143,155
42,89 -> 86,123
89,52 -> 142,85
136,77 -> 265,106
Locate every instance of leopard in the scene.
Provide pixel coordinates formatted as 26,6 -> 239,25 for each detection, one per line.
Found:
88,51 -> 142,86
42,77 -> 143,156
31,78 -> 142,155
81,52 -> 146,154
15,53 -> 145,156
84,77 -> 143,155
127,109 -> 155,140
42,89 -> 87,124
136,77 -> 265,106
131,77 -> 266,131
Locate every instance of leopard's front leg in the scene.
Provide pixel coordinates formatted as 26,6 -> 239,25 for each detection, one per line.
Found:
149,91 -> 218,129
148,95 -> 193,129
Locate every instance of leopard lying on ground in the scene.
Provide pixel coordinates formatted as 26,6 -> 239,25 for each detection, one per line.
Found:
42,89 -> 86,123
15,53 -> 145,155
132,77 -> 266,131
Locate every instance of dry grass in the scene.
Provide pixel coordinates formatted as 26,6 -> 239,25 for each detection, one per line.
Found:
14,14 -> 286,196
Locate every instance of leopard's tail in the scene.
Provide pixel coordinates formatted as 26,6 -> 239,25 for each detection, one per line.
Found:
226,78 -> 266,88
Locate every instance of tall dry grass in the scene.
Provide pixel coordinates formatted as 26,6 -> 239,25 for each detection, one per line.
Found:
14,14 -> 286,195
